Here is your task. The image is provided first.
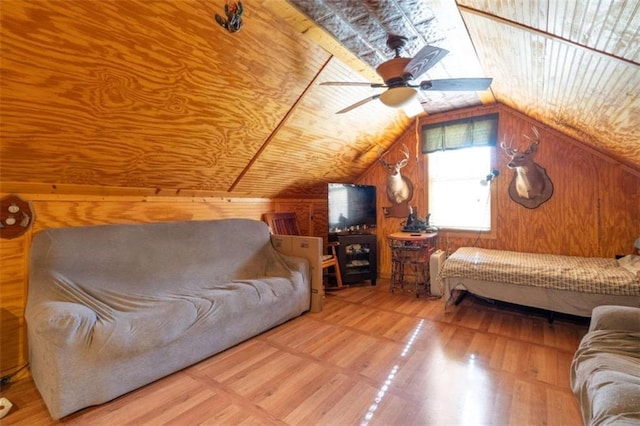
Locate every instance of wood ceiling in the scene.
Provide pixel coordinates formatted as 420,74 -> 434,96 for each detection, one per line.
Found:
1,1 -> 638,198
286,0 -> 640,169
459,0 -> 640,169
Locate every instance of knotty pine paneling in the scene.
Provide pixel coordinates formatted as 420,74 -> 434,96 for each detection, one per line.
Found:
30,198 -> 273,232
597,160 -> 640,255
0,238 -> 28,378
232,56 -> 410,198
1,0 -> 319,192
270,201 -> 315,237
1,0 -> 638,204
0,193 -> 324,375
358,120 -> 427,281
460,4 -> 640,171
358,104 -> 640,278
2,103 -> 638,374
0,0 -> 410,199
271,200 -> 329,247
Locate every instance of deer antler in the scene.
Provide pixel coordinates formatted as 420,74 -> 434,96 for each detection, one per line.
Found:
378,144 -> 410,168
397,144 -> 409,168
377,148 -> 390,167
522,126 -> 540,150
531,126 -> 539,139
500,135 -> 517,156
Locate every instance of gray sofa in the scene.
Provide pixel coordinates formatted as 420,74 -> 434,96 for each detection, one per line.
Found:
570,305 -> 640,425
26,218 -> 320,419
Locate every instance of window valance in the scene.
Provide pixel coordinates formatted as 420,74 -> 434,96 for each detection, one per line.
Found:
421,113 -> 499,153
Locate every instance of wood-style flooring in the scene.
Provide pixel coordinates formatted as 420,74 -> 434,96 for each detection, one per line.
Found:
2,280 -> 590,425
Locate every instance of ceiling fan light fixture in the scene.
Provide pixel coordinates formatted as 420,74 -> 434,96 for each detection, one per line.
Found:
402,97 -> 424,117
379,87 -> 417,108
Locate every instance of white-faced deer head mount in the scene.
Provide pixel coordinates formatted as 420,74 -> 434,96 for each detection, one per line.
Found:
379,144 -> 414,206
501,126 -> 554,209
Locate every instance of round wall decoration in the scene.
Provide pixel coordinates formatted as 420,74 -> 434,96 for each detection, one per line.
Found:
0,195 -> 34,239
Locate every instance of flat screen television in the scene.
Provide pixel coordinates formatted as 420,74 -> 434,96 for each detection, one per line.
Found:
328,183 -> 377,234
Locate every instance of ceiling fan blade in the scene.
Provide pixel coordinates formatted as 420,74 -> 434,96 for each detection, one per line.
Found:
336,94 -> 381,114
320,81 -> 386,88
403,45 -> 449,80
419,78 -> 493,91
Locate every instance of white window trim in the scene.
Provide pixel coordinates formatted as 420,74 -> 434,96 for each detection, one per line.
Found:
424,149 -> 498,240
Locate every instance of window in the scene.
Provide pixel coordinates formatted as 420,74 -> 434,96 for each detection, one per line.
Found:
428,146 -> 494,231
422,113 -> 498,232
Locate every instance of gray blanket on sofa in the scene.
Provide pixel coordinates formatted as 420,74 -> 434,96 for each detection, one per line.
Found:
26,219 -> 311,419
571,305 -> 640,426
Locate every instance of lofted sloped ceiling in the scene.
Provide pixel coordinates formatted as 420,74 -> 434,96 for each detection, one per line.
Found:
458,0 -> 640,169
0,0 -> 638,200
286,0 -> 640,170
286,0 -> 494,114
0,0 -> 410,198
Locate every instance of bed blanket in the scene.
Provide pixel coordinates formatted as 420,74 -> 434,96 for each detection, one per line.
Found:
440,247 -> 639,296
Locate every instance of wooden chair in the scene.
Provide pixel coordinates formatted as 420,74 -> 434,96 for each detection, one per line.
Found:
263,212 -> 343,289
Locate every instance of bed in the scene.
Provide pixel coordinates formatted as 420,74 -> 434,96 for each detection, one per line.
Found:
439,247 -> 640,317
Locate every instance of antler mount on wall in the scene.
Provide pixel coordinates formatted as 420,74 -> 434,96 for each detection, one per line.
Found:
379,144 -> 414,217
501,126 -> 554,209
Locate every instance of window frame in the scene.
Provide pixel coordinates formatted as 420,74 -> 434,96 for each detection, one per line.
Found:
424,152 -> 498,240
422,113 -> 499,240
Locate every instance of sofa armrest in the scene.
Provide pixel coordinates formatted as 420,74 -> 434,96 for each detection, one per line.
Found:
28,301 -> 97,346
271,235 -> 323,312
589,305 -> 640,333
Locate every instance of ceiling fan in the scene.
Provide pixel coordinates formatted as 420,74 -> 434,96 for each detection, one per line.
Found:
320,34 -> 493,114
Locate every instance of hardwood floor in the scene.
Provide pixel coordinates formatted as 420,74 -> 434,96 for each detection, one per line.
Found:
2,281 -> 589,425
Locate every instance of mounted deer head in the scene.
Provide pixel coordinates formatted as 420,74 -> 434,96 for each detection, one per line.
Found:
378,144 -> 414,205
501,126 -> 553,208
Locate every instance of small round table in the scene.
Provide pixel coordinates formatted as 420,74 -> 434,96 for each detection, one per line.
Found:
387,232 -> 438,297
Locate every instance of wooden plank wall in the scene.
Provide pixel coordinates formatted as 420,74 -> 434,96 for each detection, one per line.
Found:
0,193 -> 325,377
2,104 -> 638,378
358,103 -> 640,278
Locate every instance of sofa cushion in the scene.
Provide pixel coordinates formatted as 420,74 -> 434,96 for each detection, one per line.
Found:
29,219 -> 287,296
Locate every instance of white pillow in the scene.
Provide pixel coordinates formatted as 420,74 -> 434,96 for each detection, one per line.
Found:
617,255 -> 640,275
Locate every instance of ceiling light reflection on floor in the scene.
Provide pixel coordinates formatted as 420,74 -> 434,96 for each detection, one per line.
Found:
401,319 -> 424,357
361,319 -> 425,425
460,352 -> 488,425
